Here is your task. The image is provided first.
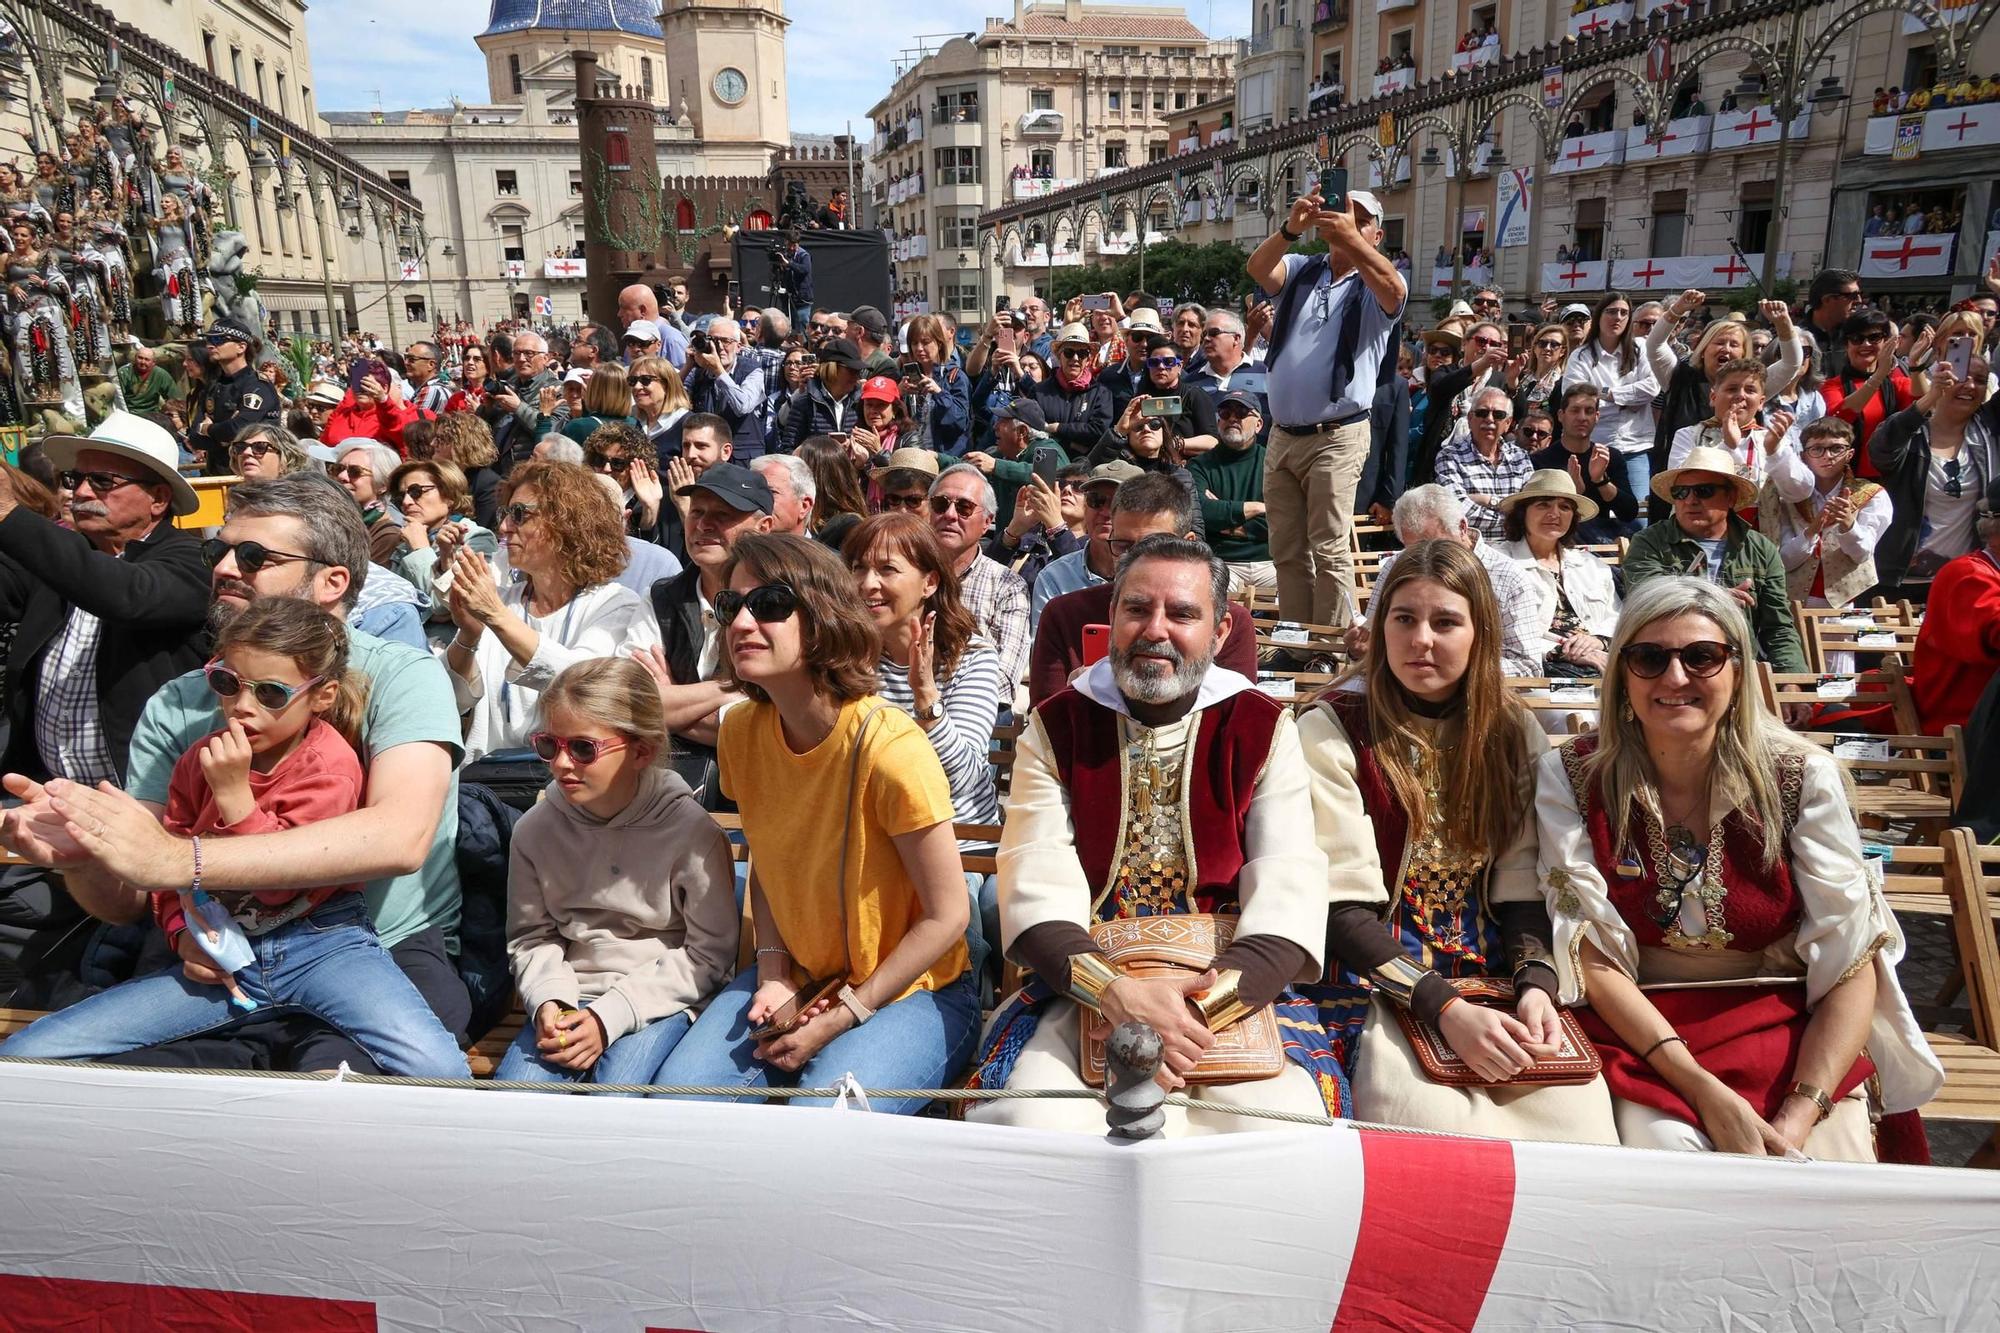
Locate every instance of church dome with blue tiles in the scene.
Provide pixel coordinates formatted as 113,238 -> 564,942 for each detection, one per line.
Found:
482,0 -> 663,38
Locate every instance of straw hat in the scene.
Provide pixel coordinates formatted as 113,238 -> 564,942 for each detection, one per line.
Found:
42,411 -> 199,516
1498,467 -> 1599,522
1650,445 -> 1758,508
1053,321 -> 1093,349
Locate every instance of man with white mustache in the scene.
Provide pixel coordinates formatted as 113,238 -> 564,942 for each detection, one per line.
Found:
967,534 -> 1339,1137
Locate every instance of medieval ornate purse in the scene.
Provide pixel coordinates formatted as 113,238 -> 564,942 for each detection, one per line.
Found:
1391,977 -> 1602,1087
1078,914 -> 1286,1086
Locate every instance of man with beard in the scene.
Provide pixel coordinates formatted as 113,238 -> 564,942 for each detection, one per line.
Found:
0,472 -> 472,1070
964,534 -> 1339,1135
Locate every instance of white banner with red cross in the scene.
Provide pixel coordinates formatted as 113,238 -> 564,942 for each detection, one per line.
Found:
1860,232 -> 1957,279
5,1063 -> 1997,1331
1610,253 -> 1778,290
1710,106 -> 1810,150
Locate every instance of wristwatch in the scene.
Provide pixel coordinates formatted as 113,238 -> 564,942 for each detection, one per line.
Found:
1279,222 -> 1301,242
915,700 -> 945,722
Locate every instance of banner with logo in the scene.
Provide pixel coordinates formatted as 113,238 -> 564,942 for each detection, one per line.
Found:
1496,167 -> 1534,248
3,1064 -> 1999,1332
1894,114 -> 1925,161
1541,66 -> 1565,108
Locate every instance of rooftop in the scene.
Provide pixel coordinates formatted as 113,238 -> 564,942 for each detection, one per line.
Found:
481,0 -> 662,38
984,2 -> 1207,42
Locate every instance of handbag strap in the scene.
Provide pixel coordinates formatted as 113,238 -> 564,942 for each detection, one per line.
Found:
829,700 -> 892,958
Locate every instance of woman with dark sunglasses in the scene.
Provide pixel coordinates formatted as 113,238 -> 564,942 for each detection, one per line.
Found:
1867,346 -> 2000,600
1536,577 -> 1941,1160
654,533 -> 979,1113
383,458 -> 499,645
441,460 -> 662,760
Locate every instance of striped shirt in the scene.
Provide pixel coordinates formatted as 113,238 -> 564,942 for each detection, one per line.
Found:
956,553 -> 1031,688
872,640 -> 1004,844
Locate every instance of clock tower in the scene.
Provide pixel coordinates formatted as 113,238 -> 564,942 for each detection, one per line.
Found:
660,0 -> 790,164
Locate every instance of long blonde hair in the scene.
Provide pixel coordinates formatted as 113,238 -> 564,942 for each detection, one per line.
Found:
539,657 -> 668,765
1350,540 -> 1532,858
1586,577 -> 1824,867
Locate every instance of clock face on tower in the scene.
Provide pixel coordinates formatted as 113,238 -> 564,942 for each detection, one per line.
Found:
712,68 -> 748,105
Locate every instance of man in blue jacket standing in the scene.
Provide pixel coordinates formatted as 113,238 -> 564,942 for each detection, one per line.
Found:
779,230 -> 814,328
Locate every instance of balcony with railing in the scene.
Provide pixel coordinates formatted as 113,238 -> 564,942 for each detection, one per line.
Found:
1011,175 -> 1081,200
1019,109 -> 1065,138
1450,44 -> 1500,73
1313,0 -> 1350,29
1308,82 -> 1346,116
1373,66 -> 1416,97
1240,23 -> 1306,58
932,99 -> 980,126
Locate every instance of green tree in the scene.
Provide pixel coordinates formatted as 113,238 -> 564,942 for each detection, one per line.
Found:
1046,239 -> 1268,310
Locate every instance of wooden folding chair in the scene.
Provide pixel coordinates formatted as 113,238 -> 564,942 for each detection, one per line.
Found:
1921,830 -> 2000,1167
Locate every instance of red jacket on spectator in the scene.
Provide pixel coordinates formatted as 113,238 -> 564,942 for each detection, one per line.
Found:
1912,547 -> 2000,735
1029,583 -> 1260,708
324,389 -> 430,455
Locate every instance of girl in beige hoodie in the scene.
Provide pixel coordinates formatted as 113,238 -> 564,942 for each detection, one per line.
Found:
499,658 -> 739,1089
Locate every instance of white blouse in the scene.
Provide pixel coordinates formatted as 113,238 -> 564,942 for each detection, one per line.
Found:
1532,746 -> 1945,1114
456,579 -> 664,761
1502,540 -> 1621,666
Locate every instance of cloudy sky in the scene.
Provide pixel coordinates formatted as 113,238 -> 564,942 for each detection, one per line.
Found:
305,0 -> 1251,132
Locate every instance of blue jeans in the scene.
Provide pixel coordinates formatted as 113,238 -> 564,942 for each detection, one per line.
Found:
1620,452 -> 1652,531
0,897 -> 469,1078
653,966 -> 981,1115
494,1010 -> 692,1094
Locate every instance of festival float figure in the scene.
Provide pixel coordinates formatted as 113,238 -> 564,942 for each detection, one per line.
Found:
48,210 -> 110,373
157,147 -> 214,268
151,194 -> 204,337
29,150 -> 61,220
4,217 -> 78,406
88,213 -> 134,347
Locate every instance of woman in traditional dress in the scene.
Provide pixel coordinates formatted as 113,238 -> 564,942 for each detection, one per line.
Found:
151,194 -> 202,336
86,214 -> 133,347
1536,576 -> 1943,1159
156,148 -> 212,269
1298,539 -> 1619,1142
5,217 -> 76,405
48,210 -> 108,371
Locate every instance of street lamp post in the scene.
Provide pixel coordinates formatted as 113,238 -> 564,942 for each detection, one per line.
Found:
1747,13 -> 1848,294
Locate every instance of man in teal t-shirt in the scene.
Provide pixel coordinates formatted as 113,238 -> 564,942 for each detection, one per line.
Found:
118,344 -> 180,416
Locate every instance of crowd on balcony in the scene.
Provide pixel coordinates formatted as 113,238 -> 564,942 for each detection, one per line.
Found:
1874,79 -> 2000,116
1308,76 -> 1346,111
1010,163 -> 1059,182
1374,53 -> 1418,76
1865,200 -> 1965,238
1455,27 -> 1500,54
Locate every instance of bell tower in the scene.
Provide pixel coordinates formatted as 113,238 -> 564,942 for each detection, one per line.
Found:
660,0 -> 789,159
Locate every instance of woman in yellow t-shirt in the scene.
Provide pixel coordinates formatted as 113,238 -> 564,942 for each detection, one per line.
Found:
655,533 -> 978,1113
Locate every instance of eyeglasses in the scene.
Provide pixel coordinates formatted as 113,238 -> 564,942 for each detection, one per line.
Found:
1058,348 -> 1092,362
1535,339 -> 1565,351
500,501 -> 542,527
881,492 -> 927,512
329,464 -> 373,481
204,333 -> 243,347
1669,483 -> 1731,502
1217,406 -> 1255,420
1200,328 -> 1234,339
1802,444 -> 1853,460
394,483 -> 440,506
1472,298 -> 1501,309
204,660 -> 326,711
586,452 -> 634,474
1083,489 -> 1116,510
202,537 -> 319,574
1832,289 -> 1863,302
58,469 -> 147,494
230,440 -> 277,461
529,731 -> 630,766
1469,407 -> 1509,420
1620,640 -> 1735,679
1145,357 -> 1181,369
1849,332 -> 1889,345
407,355 -> 436,365
1633,318 -> 1659,331
713,581 -> 798,624
630,374 -> 662,387
1519,427 -> 1554,442
929,495 -> 982,519
1652,826 -> 1710,930
514,347 -> 544,359
1943,457 -> 1963,498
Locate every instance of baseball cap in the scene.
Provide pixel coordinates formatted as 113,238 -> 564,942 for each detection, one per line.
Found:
1347,189 -> 1383,221
1085,459 -> 1144,488
1559,303 -> 1592,320
675,462 -> 775,514
562,367 -> 593,387
1214,390 -> 1263,415
848,305 -> 890,340
997,397 -> 1050,433
818,337 -> 868,372
622,319 -> 661,344
859,375 -> 901,403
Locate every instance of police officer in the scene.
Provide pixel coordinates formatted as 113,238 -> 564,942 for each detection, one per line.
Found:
192,318 -> 279,474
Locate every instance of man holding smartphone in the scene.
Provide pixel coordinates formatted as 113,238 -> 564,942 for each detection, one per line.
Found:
1248,184 -> 1406,628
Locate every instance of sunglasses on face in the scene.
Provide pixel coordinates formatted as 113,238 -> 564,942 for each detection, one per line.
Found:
230,440 -> 277,461
1145,357 -> 1181,369
1849,332 -> 1888,345
501,502 -> 542,527
1619,640 -> 1736,679
1084,489 -> 1116,510
1833,290 -> 1862,302
1058,348 -> 1092,361
1473,298 -> 1501,309
204,660 -> 326,711
202,537 -> 317,574
395,483 -> 440,505
330,464 -> 372,482
929,495 -> 982,519
1201,328 -> 1232,339
1536,339 -> 1565,351
713,581 -> 798,624
587,451 -> 634,473
58,469 -> 146,494
1670,483 -> 1731,502
1469,407 -> 1509,420
631,375 -> 663,388
1520,427 -> 1553,441
882,492 -> 927,512
530,731 -> 630,766
204,334 -> 242,347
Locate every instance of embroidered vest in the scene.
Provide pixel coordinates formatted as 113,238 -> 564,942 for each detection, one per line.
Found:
1320,692 -> 1500,974
1560,736 -> 1806,953
1756,472 -> 1884,608
1037,685 -> 1284,920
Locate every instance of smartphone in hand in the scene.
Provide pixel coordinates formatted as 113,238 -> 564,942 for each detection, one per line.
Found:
1946,335 -> 1973,382
1321,166 -> 1349,215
